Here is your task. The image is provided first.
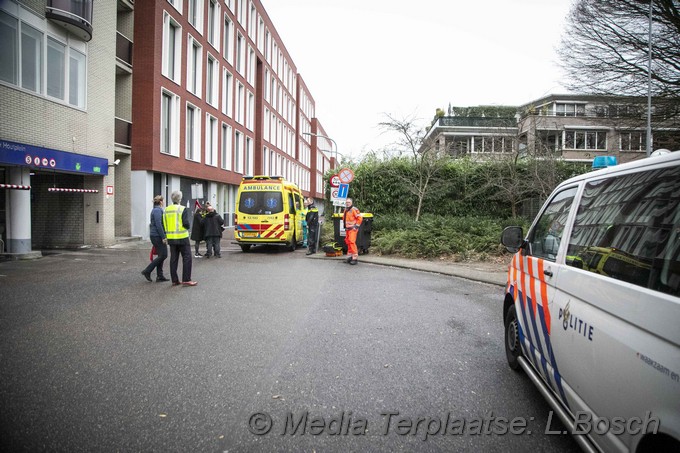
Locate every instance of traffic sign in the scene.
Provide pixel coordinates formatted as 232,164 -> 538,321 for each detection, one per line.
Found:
330,174 -> 341,187
338,168 -> 354,184
337,183 -> 349,199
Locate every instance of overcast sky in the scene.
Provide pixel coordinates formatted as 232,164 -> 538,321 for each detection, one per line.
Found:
261,0 -> 576,158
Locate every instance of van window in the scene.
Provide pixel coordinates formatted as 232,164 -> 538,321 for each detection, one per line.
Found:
527,187 -> 577,261
566,166 -> 680,296
238,191 -> 283,214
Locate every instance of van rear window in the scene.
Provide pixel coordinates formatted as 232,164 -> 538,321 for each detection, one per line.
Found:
239,191 -> 283,215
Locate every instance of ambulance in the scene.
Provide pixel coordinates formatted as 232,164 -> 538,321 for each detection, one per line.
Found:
501,152 -> 680,452
234,176 -> 305,252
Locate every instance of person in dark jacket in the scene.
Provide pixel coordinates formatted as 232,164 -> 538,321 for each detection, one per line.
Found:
141,195 -> 169,282
201,205 -> 224,258
191,204 -> 206,258
305,198 -> 319,255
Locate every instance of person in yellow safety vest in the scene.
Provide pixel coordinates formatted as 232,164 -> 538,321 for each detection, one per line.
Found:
343,197 -> 362,265
163,190 -> 198,286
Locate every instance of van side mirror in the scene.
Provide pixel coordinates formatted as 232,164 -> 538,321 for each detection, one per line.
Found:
501,226 -> 524,253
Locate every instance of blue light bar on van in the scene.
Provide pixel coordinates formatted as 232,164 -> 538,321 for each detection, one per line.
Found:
592,156 -> 618,169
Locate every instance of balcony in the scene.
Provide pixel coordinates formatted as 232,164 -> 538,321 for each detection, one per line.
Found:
46,0 -> 93,41
115,117 -> 132,149
116,32 -> 133,73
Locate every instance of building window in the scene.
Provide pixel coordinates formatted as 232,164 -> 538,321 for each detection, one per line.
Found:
161,89 -> 180,156
206,114 -> 218,166
21,23 -> 42,94
0,10 -> 18,85
223,14 -> 233,64
245,136 -> 252,175
236,82 -> 244,124
264,107 -> 270,142
162,12 -> 181,84
186,103 -> 201,161
621,131 -> 646,152
68,48 -> 85,108
168,0 -> 183,13
234,130 -> 242,173
248,2 -> 256,39
1,6 -> 86,107
236,32 -> 244,75
206,54 -> 218,107
46,36 -> 65,100
247,46 -> 255,86
221,123 -> 232,170
187,35 -> 202,96
564,130 -> 607,150
207,0 -> 220,50
246,90 -> 254,130
222,68 -> 232,117
188,0 -> 204,34
556,103 -> 586,117
237,0 -> 245,25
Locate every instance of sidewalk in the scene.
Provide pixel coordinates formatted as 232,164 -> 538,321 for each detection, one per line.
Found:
309,252 -> 509,287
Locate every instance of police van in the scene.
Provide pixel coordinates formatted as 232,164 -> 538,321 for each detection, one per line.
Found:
234,176 -> 305,252
501,152 -> 680,452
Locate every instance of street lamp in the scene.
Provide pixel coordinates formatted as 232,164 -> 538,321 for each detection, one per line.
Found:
302,132 -> 338,169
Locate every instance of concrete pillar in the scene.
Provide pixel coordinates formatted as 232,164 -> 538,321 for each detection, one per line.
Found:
8,167 -> 31,253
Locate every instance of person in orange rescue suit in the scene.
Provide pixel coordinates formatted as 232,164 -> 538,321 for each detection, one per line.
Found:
343,197 -> 363,265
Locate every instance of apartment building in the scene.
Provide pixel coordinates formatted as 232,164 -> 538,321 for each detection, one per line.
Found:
426,94 -> 680,163
130,0 -> 332,239
0,0 -> 126,252
0,0 -> 334,252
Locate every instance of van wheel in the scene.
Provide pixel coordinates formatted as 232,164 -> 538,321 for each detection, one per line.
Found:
505,304 -> 522,371
240,244 -> 251,253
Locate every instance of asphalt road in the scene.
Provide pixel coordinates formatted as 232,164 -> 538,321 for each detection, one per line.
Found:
0,243 -> 579,452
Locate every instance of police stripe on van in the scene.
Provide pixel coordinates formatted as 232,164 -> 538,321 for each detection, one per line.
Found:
508,253 -> 569,409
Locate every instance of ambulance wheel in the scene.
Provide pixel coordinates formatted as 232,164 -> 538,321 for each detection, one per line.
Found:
288,233 -> 296,252
504,304 -> 522,371
240,244 -> 251,252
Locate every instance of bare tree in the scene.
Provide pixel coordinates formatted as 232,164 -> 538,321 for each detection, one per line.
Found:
378,113 -> 451,221
559,0 -> 680,98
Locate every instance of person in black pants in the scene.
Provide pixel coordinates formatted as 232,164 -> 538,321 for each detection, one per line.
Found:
141,195 -> 169,282
305,198 -> 319,255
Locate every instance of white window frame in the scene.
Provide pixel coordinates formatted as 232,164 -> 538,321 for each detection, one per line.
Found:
188,0 -> 204,35
221,122 -> 232,170
248,2 -> 256,40
162,11 -> 182,84
222,68 -> 233,117
236,82 -> 244,125
247,45 -> 255,86
237,0 -> 245,25
187,34 -> 202,97
234,130 -> 243,174
206,53 -> 218,107
246,90 -> 254,131
223,14 -> 233,65
161,88 -> 181,157
207,0 -> 220,51
168,0 -> 183,13
245,136 -> 253,175
235,31 -> 245,75
185,102 -> 201,162
205,114 -> 218,167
